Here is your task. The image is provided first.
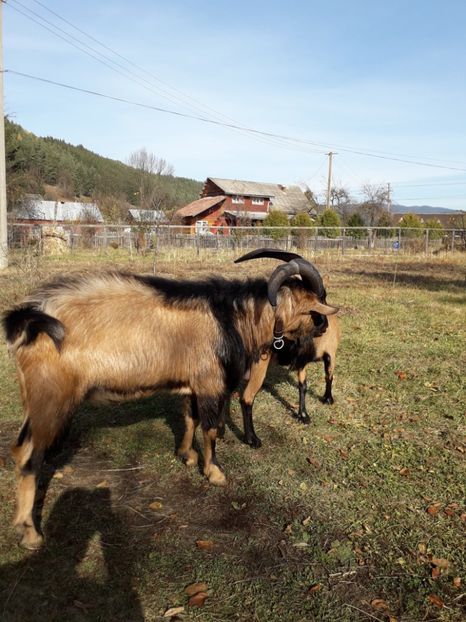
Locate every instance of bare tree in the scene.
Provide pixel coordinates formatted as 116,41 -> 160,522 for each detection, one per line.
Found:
127,148 -> 174,212
359,184 -> 390,226
330,185 -> 352,221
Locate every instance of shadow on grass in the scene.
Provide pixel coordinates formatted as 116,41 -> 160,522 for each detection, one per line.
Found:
0,487 -> 144,622
351,265 -> 466,292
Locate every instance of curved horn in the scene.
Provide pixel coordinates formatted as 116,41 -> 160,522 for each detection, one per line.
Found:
293,258 -> 326,301
267,261 -> 300,307
234,248 -> 303,264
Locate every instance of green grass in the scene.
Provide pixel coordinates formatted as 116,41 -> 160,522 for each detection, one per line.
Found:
0,253 -> 465,621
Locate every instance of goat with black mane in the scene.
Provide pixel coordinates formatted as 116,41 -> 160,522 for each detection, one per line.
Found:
3,251 -> 337,549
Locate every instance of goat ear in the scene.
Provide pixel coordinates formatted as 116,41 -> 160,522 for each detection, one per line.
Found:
310,301 -> 339,316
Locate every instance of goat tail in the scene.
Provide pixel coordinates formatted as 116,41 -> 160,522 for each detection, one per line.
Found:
2,305 -> 65,352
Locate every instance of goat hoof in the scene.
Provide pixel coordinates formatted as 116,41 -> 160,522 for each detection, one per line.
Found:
205,464 -> 226,486
322,396 -> 334,405
297,413 -> 311,425
178,448 -> 198,467
19,527 -> 44,550
245,435 -> 262,448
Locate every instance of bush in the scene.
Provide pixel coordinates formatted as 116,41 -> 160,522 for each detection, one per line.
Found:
346,213 -> 366,239
263,210 -> 289,240
399,213 -> 423,238
424,218 -> 444,240
290,212 -> 314,248
317,209 -> 341,238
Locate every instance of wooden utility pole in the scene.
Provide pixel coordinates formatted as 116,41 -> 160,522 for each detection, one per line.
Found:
387,182 -> 392,214
326,151 -> 336,210
0,0 -> 7,269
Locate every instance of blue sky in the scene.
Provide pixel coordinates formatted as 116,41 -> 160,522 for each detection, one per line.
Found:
4,0 -> 466,209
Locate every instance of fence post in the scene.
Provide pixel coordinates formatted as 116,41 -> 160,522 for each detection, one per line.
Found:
398,228 -> 401,253
424,228 -> 429,256
341,227 -> 345,256
451,229 -> 455,251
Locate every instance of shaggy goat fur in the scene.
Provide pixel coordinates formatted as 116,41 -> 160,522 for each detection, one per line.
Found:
3,268 -> 337,549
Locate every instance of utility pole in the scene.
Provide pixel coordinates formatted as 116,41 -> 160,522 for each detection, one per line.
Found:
387,182 -> 392,214
326,151 -> 336,210
0,0 -> 7,269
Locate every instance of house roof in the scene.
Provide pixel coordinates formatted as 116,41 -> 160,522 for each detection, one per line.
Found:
208,178 -> 309,213
14,200 -> 103,223
176,195 -> 226,218
128,208 -> 165,222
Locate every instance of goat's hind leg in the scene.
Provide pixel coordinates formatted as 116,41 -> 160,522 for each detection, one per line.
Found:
178,396 -> 199,467
11,418 -> 44,550
199,397 -> 226,486
322,353 -> 335,405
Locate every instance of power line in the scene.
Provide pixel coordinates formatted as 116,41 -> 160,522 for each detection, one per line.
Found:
7,3 -> 466,172
6,68 -> 466,174
8,0 -> 319,156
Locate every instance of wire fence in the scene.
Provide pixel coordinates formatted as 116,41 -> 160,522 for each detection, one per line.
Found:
6,222 -> 466,257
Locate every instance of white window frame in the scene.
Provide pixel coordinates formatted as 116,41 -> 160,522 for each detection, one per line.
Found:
251,197 -> 265,205
232,195 -> 244,204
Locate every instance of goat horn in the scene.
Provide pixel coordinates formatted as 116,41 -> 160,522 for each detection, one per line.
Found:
292,258 -> 326,301
267,261 -> 301,307
235,248 -> 326,301
234,248 -> 303,264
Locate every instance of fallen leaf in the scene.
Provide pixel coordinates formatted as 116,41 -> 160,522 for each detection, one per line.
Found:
195,540 -> 214,551
371,598 -> 389,611
431,567 -> 441,579
453,577 -> 461,588
426,502 -> 442,515
395,371 -> 407,380
149,501 -> 163,511
293,542 -> 309,548
398,467 -> 409,476
188,591 -> 209,607
185,582 -> 208,597
321,434 -> 335,443
428,594 -> 444,609
461,512 -> 466,522
338,448 -> 349,460
302,516 -> 311,527
306,456 -> 321,468
431,557 -> 450,569
444,503 -> 459,516
164,606 -> 185,618
418,543 -> 427,554
307,583 -> 321,595
95,480 -> 109,488
283,524 -> 293,535
299,481 -> 308,492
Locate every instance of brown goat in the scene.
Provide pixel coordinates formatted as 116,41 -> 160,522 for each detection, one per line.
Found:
239,313 -> 341,447
3,258 -> 338,549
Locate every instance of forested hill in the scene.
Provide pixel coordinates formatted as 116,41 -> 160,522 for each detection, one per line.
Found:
5,117 -> 202,215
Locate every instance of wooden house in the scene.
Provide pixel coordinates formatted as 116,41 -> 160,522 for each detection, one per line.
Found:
175,177 -> 310,233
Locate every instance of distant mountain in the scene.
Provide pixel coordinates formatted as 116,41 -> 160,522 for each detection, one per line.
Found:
392,204 -> 463,215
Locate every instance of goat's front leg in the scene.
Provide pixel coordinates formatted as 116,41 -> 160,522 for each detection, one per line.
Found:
178,396 -> 199,467
297,367 -> 310,423
240,354 -> 271,447
199,396 -> 226,486
322,353 -> 335,405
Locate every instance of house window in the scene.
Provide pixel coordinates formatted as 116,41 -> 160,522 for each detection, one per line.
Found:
232,195 -> 243,204
252,197 -> 265,205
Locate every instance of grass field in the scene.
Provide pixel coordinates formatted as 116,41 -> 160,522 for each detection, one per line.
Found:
0,249 -> 465,622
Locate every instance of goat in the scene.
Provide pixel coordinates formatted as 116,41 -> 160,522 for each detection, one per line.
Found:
233,249 -> 341,448
3,256 -> 338,549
